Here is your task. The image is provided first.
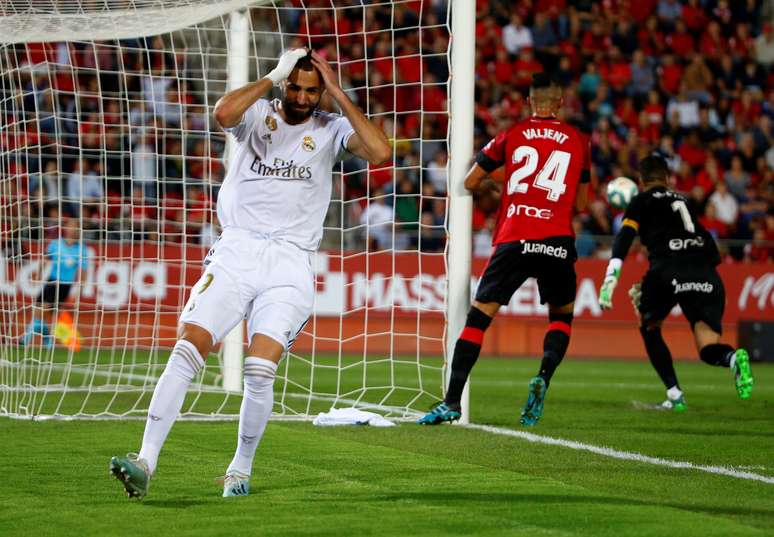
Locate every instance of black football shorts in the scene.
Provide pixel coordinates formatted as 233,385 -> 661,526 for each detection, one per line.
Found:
475,236 -> 578,307
638,263 -> 725,333
38,281 -> 73,306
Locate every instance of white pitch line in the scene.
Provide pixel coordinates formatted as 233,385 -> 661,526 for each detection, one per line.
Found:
465,423 -> 774,485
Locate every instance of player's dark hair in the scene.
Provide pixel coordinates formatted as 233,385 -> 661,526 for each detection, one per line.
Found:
295,53 -> 316,73
531,72 -> 557,90
638,155 -> 669,184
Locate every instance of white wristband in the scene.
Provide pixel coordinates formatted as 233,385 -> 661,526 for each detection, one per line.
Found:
605,258 -> 622,279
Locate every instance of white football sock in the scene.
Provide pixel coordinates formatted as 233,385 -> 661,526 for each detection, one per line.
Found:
138,339 -> 204,474
226,356 -> 277,477
666,386 -> 683,401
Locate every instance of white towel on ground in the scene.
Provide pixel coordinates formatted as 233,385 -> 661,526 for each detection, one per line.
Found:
312,407 -> 395,427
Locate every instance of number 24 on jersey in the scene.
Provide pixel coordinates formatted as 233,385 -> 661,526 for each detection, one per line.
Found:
508,146 -> 571,202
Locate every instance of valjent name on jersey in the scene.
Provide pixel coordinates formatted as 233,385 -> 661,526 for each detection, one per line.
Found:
523,128 -> 569,144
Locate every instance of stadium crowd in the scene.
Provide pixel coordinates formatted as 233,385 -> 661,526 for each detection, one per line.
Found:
1,0 -> 773,262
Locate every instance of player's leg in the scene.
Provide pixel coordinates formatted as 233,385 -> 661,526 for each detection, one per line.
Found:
636,270 -> 685,410
111,263 -> 247,498
683,271 -> 753,399
221,242 -> 313,496
22,283 -> 53,346
538,303 -> 573,388
519,250 -> 577,426
419,242 -> 526,425
418,300 -> 499,425
222,332 -> 284,497
110,322 -> 214,498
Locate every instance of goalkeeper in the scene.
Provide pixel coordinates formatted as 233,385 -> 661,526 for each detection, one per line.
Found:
21,217 -> 87,350
110,48 -> 390,499
598,155 -> 753,411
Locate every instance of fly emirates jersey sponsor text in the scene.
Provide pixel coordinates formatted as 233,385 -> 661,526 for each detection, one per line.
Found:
219,98 -> 355,250
477,117 -> 590,244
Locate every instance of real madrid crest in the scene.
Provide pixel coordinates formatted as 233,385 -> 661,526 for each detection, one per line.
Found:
302,135 -> 316,152
265,115 -> 277,131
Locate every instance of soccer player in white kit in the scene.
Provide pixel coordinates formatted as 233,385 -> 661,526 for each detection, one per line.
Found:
110,49 -> 390,499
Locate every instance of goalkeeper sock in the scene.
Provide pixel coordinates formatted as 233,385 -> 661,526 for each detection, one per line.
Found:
640,326 -> 679,390
444,307 -> 492,407
699,343 -> 735,367
139,340 -> 204,474
227,356 -> 277,477
538,312 -> 572,387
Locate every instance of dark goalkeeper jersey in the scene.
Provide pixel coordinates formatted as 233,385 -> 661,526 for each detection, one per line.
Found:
621,186 -> 720,268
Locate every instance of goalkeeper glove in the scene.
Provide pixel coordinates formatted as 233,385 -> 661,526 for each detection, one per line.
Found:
265,48 -> 308,85
598,258 -> 622,310
628,282 -> 642,310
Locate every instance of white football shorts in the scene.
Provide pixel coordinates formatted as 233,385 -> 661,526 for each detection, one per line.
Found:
179,227 -> 314,349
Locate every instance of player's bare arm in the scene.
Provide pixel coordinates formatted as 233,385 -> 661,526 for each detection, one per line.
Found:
574,182 -> 589,211
310,51 -> 391,165
213,48 -> 307,128
463,163 -> 501,194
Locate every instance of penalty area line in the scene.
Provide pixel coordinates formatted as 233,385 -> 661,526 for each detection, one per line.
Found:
464,423 -> 774,485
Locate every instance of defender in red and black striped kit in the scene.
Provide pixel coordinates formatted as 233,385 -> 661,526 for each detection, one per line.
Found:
419,73 -> 590,427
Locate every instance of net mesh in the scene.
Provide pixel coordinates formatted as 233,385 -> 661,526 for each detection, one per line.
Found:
0,0 -> 451,420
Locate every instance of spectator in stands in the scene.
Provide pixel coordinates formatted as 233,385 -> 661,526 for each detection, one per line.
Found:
66,157 -> 103,216
657,0 -> 682,29
131,130 -> 157,199
426,150 -> 447,195
628,50 -> 654,100
724,156 -> 752,199
708,181 -> 739,228
666,85 -> 701,128
755,22 -> 774,67
359,190 -> 394,251
682,54 -> 714,104
502,14 -> 532,56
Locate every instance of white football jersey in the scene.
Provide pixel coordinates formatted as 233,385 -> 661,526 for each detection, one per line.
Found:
218,98 -> 355,250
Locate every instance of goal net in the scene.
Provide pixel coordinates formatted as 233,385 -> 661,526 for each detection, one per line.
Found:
0,0 -> 453,420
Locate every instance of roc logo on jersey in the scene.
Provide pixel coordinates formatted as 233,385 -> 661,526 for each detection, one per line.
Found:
607,176 -> 639,209
302,136 -> 316,152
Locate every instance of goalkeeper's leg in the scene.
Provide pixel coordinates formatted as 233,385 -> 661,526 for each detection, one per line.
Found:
110,324 -> 210,498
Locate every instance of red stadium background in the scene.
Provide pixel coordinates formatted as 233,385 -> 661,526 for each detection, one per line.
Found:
3,243 -> 772,360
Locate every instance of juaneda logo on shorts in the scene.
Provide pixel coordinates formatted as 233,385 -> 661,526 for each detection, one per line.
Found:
671,279 -> 713,293
521,241 -> 568,259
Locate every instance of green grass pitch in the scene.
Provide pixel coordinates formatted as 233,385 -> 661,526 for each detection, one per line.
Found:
2,356 -> 773,536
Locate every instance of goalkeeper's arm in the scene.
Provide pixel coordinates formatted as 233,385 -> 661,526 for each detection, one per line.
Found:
599,221 -> 638,310
213,48 -> 307,128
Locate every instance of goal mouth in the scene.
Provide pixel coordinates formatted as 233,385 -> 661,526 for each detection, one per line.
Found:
1,0 -> 454,421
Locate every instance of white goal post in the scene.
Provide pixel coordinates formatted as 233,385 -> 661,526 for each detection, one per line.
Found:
0,0 -> 474,421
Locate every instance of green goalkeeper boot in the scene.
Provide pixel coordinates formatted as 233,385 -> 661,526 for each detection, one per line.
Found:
732,349 -> 754,400
520,376 -> 547,426
110,453 -> 151,499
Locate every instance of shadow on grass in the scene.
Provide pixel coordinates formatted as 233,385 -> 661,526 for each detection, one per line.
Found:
141,498 -> 210,509
313,492 -> 774,518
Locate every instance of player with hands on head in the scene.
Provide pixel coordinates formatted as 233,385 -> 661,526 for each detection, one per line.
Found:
110,48 -> 390,499
599,155 -> 753,411
418,73 -> 591,427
